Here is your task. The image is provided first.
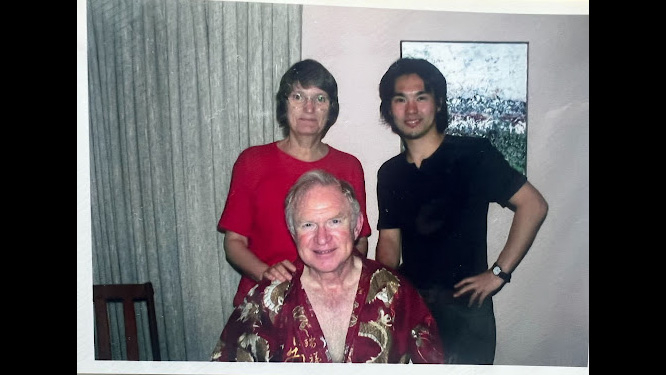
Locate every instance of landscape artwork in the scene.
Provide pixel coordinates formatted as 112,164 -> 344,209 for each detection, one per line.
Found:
402,41 -> 528,175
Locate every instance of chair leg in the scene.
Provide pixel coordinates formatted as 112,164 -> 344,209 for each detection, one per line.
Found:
93,299 -> 112,360
122,299 -> 140,360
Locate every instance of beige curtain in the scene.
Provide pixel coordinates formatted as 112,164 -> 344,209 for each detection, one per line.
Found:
87,0 -> 301,361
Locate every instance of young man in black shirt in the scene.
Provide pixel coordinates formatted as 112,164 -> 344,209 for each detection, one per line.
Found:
375,58 -> 548,364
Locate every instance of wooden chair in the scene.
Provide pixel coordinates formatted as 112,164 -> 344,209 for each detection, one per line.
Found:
93,282 -> 161,360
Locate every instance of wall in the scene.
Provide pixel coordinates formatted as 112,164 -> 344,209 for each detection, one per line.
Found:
301,5 -> 589,367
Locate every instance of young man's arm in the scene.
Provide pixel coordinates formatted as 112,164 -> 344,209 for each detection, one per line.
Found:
494,181 -> 549,275
375,228 -> 402,269
454,181 -> 548,306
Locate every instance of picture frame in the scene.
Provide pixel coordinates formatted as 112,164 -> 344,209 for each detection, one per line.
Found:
402,41 -> 529,175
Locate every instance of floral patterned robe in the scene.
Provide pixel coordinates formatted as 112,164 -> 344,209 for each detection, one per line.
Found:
210,255 -> 444,363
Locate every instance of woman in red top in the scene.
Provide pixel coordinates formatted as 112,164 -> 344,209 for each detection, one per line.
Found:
218,59 -> 372,307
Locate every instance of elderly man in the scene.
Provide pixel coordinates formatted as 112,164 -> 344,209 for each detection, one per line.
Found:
211,169 -> 444,363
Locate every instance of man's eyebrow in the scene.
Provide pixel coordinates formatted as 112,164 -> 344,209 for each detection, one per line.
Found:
393,90 -> 429,97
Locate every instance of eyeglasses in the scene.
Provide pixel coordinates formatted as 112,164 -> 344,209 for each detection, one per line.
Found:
288,92 -> 330,109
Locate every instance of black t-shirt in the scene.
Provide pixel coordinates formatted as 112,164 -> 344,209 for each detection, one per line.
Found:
376,135 -> 527,289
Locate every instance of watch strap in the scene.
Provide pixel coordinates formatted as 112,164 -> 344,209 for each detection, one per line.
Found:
492,262 -> 512,283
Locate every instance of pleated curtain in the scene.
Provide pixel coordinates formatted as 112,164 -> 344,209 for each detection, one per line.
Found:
87,0 -> 301,361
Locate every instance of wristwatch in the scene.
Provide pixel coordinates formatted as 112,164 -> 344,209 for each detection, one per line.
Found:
491,262 -> 511,283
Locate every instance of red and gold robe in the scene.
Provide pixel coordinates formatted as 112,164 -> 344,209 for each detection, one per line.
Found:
210,255 -> 444,363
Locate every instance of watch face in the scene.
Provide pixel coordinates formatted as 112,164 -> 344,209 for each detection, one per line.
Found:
493,266 -> 501,275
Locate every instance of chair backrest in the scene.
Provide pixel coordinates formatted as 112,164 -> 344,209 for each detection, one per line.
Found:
92,282 -> 161,360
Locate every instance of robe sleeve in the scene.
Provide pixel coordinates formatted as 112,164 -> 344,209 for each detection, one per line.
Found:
210,283 -> 279,362
395,281 -> 445,363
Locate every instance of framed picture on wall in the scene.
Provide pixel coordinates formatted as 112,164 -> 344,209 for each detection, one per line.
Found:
401,41 -> 529,175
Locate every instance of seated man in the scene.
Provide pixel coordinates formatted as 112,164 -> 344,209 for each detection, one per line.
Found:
210,169 -> 444,363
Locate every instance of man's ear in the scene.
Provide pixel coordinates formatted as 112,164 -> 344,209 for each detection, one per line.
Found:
353,215 -> 364,240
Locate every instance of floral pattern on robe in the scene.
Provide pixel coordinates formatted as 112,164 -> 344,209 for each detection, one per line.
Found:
211,256 -> 444,363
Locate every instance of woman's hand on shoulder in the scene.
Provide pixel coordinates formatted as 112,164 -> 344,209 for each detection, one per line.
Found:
262,260 -> 296,282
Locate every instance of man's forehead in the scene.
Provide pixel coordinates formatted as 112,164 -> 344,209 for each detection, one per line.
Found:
297,186 -> 348,211
394,75 -> 430,94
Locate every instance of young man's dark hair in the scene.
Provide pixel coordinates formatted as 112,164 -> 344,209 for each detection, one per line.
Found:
378,58 -> 449,133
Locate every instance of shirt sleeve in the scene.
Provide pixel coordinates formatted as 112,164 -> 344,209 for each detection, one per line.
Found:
473,138 -> 527,207
347,158 -> 372,238
217,151 -> 254,235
